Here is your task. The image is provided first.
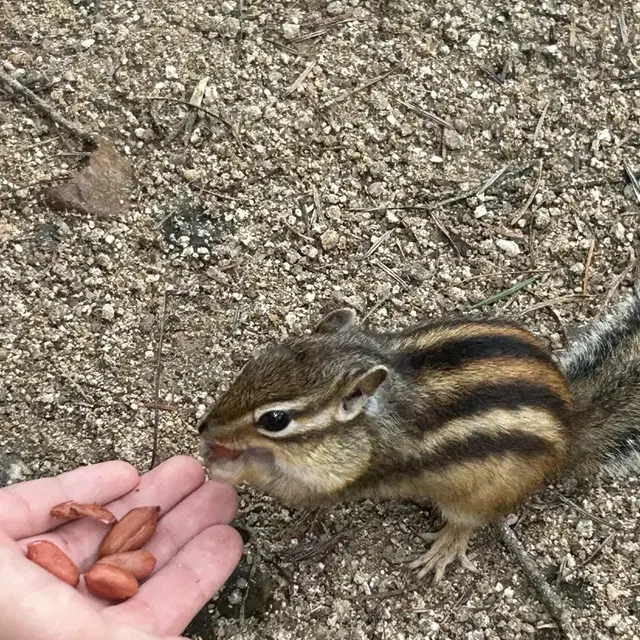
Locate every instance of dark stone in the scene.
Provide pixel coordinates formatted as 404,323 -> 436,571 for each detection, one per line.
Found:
215,560 -> 276,620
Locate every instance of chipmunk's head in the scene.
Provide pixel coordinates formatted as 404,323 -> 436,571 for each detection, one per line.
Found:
198,309 -> 390,506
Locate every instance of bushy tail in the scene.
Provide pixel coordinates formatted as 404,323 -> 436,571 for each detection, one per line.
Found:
557,288 -> 640,477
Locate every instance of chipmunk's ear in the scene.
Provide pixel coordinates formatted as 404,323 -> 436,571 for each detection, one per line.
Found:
314,308 -> 357,334
336,365 -> 388,422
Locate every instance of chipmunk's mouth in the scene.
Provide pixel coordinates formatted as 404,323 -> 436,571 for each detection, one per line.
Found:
207,441 -> 243,461
203,440 -> 275,481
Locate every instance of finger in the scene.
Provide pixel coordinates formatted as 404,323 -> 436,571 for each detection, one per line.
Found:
143,481 -> 238,575
106,525 -> 243,636
19,456 -> 205,570
0,461 -> 139,540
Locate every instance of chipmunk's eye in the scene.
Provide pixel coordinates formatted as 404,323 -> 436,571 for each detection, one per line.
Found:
257,410 -> 291,433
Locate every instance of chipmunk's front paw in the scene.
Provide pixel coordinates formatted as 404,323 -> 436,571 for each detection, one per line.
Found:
409,523 -> 477,584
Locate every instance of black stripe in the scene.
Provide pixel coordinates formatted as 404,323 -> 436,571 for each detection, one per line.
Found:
394,334 -> 553,374
422,430 -> 554,470
280,382 -> 570,446
354,429 -> 555,489
421,381 -> 572,432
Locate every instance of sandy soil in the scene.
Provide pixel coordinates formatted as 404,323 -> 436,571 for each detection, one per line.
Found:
2,0 -> 640,638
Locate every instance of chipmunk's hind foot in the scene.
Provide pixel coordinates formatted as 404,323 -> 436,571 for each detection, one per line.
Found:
409,522 -> 478,584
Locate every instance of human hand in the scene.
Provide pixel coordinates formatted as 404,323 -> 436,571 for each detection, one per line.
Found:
0,455 -> 243,640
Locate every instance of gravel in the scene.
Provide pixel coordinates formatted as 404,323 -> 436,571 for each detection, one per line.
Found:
2,0 -> 640,638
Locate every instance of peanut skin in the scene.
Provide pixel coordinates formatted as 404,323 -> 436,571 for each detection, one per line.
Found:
27,540 -> 80,587
85,564 -> 139,601
50,501 -> 117,525
96,550 -> 157,580
98,506 -> 160,558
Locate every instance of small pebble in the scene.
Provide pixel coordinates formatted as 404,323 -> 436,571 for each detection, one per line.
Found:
219,17 -> 241,38
282,23 -> 300,40
495,239 -> 521,256
576,519 -> 593,539
326,0 -> 344,16
467,33 -> 481,50
368,182 -> 384,197
321,229 -> 340,251
443,128 -> 464,150
101,303 -> 115,322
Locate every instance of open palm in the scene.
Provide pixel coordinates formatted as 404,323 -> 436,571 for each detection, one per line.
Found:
0,455 -> 243,640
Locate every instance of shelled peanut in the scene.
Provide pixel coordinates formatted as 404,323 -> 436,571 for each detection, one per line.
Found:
24,501 -> 160,601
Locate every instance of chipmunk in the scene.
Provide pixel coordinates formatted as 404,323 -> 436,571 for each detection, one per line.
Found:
198,290 -> 640,583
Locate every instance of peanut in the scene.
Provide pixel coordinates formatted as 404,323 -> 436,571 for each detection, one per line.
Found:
85,564 -> 139,601
98,506 -> 160,558
96,550 -> 157,580
26,540 -> 80,587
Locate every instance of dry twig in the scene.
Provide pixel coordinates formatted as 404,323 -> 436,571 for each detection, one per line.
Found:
0,68 -> 95,143
284,59 -> 317,97
560,532 -> 616,583
282,531 -> 349,563
393,99 -> 455,129
364,228 -> 394,259
150,290 -> 169,470
495,520 -> 580,640
582,238 -> 596,295
511,159 -> 544,225
548,489 -> 619,531
476,166 -> 509,195
372,259 -> 409,289
322,69 -> 395,108
516,294 -> 582,318
599,248 -> 637,315
623,160 -> 640,204
534,101 -> 551,142
427,209 -> 461,257
143,95 -> 242,147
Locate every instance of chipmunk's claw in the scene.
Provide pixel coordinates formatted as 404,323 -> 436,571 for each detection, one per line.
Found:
410,523 -> 477,583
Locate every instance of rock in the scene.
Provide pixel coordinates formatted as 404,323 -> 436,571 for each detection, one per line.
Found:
467,33 -> 482,51
321,229 -> 340,251
165,65 -> 178,79
613,221 -> 625,241
604,613 -> 621,629
474,204 -> 488,219
282,23 -> 300,40
219,17 -> 241,38
576,519 -> 593,539
495,239 -> 521,256
0,454 -> 31,488
606,583 -> 626,603
46,138 -> 133,220
285,312 -> 297,327
534,210 -> 550,229
368,182 -> 384,197
101,303 -> 115,322
597,128 -> 612,143
326,1 -> 344,16
443,128 -> 464,150
215,561 -> 276,619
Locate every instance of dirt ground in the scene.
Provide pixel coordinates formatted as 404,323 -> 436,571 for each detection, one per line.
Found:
2,0 -> 640,638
